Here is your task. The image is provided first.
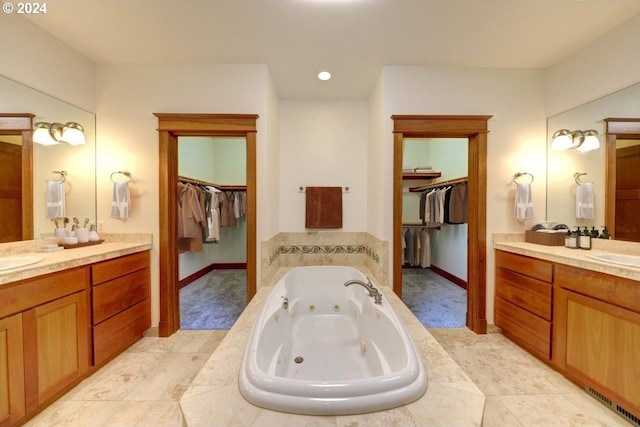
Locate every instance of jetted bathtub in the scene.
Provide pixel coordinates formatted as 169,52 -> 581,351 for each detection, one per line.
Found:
239,265 -> 427,415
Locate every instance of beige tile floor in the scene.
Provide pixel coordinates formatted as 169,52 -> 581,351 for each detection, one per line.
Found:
24,328 -> 631,427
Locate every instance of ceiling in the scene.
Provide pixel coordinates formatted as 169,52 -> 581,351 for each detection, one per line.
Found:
24,0 -> 640,100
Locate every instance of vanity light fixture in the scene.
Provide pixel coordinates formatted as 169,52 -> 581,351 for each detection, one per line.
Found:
576,129 -> 600,152
33,121 -> 86,146
317,70 -> 332,81
33,122 -> 58,146
551,129 -> 599,152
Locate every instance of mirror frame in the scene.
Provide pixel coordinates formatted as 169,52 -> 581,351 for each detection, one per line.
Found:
0,113 -> 34,240
605,117 -> 640,240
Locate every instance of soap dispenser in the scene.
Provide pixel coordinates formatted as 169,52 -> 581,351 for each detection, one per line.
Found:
599,226 -> 611,240
569,227 -> 579,249
579,227 -> 592,250
590,226 -> 599,239
564,230 -> 572,248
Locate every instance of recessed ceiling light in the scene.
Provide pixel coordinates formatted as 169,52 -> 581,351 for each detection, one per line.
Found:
317,70 -> 332,81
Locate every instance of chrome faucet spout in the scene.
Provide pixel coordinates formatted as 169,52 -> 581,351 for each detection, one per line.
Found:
344,279 -> 383,305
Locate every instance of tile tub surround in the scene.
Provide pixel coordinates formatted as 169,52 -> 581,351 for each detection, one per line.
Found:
261,232 -> 388,286
179,267 -> 485,427
493,233 -> 640,281
0,233 -> 152,285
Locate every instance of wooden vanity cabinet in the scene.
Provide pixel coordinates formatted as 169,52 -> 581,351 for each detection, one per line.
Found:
90,251 -> 150,366
0,314 -> 25,427
0,267 -> 90,423
553,263 -> 640,417
494,250 -> 554,360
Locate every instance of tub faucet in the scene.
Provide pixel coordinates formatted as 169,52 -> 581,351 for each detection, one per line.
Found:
344,279 -> 383,305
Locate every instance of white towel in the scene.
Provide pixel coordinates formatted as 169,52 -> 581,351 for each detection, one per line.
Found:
46,181 -> 65,219
514,183 -> 534,220
110,181 -> 131,219
576,182 -> 594,219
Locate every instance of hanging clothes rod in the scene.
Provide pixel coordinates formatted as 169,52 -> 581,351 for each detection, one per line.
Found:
408,176 -> 468,193
178,175 -> 247,192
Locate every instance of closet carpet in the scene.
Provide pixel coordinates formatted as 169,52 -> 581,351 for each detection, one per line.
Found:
402,268 -> 467,328
179,269 -> 246,330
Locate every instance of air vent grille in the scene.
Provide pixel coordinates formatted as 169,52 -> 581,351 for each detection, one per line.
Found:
585,385 -> 639,427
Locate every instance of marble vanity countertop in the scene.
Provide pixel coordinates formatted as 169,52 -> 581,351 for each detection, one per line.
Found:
494,233 -> 640,282
0,237 -> 152,286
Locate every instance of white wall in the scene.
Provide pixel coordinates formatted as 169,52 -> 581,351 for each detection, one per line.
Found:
545,13 -> 640,116
278,100 -> 369,232
367,72 -> 386,239
380,65 -> 548,324
95,63 -> 274,326
0,13 -> 95,112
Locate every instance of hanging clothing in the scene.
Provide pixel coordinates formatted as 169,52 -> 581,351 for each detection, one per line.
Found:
449,183 -> 468,224
419,228 -> 432,268
204,186 -> 221,242
177,183 -> 206,253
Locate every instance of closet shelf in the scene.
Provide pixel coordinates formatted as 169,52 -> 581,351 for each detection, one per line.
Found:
402,172 -> 442,180
178,175 -> 246,192
408,176 -> 468,193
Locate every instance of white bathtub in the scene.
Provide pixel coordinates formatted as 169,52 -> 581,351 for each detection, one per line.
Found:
239,266 -> 427,415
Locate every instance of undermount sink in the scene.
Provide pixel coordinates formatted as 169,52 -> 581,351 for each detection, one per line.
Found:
0,255 -> 44,271
586,253 -> 640,268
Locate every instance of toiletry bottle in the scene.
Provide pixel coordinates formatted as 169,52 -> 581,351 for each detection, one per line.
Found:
569,227 -> 579,249
599,226 -> 611,239
579,227 -> 592,250
590,226 -> 599,239
564,230 -> 572,248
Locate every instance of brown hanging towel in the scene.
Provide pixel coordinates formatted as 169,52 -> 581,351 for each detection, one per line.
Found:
305,186 -> 343,229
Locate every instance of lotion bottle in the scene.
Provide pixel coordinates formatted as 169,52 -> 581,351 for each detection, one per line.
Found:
579,227 -> 592,250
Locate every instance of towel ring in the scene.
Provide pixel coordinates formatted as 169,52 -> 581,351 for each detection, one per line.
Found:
46,170 -> 67,183
111,171 -> 132,183
574,172 -> 587,185
512,172 -> 534,184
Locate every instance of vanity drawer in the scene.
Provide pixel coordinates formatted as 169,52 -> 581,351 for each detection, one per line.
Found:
91,268 -> 150,325
496,267 -> 552,320
496,250 -> 553,283
495,297 -> 551,360
555,263 -> 640,314
91,251 -> 149,286
93,299 -> 150,366
0,267 -> 89,319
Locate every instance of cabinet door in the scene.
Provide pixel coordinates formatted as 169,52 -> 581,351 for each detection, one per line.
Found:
556,288 -> 640,413
23,291 -> 89,411
0,314 -> 25,427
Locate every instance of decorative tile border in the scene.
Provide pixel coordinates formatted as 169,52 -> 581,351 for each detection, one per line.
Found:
270,244 -> 380,265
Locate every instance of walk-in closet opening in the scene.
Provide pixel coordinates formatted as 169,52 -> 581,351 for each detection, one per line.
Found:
392,115 -> 490,334
401,138 -> 468,327
177,136 -> 247,330
156,113 -> 257,338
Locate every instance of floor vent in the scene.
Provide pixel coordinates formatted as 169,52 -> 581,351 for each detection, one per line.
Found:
585,385 -> 640,427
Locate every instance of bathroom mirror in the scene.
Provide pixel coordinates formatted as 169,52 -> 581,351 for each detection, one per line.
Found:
546,82 -> 640,240
0,74 -> 96,241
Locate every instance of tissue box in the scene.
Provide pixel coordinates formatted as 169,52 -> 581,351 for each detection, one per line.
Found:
525,230 -> 566,246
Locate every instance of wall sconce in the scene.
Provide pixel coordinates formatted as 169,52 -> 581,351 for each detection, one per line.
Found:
33,122 -> 86,146
551,129 -> 599,152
